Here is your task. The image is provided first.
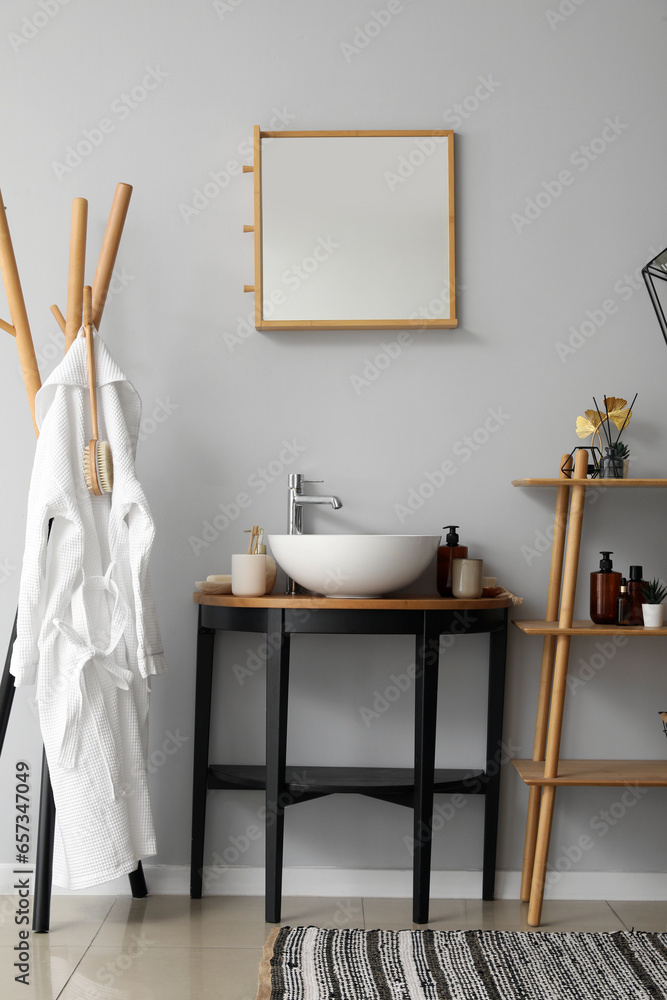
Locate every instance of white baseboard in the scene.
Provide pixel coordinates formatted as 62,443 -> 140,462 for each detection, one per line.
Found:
2,864 -> 667,900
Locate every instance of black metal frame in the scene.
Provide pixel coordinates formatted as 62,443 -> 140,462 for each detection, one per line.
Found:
643,247 -> 667,348
190,600 -> 509,924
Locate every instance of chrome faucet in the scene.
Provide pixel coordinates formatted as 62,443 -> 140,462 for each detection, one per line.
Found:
287,473 -> 343,593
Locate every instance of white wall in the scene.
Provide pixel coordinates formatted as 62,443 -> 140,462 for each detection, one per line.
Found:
1,0 -> 666,897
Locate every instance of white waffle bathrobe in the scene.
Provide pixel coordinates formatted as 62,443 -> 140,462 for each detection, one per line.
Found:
11,329 -> 166,889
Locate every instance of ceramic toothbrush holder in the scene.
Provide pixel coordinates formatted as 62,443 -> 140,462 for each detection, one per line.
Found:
232,554 -> 267,596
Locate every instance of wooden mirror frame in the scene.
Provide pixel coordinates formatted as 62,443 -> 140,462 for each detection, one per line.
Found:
247,127 -> 456,331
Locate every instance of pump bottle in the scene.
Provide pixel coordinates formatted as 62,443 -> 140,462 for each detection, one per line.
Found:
437,525 -> 468,597
590,551 -> 622,625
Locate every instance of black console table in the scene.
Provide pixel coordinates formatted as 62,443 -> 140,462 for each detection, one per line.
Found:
190,593 -> 510,923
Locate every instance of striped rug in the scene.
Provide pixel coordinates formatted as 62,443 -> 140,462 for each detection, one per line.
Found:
256,926 -> 667,999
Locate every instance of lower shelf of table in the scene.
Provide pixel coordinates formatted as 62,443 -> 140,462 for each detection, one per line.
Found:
513,759 -> 667,786
209,764 -> 487,803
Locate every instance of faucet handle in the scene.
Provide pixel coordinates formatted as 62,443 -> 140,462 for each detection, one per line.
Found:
289,473 -> 323,490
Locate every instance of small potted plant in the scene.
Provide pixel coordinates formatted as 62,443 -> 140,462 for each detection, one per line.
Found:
641,578 -> 667,628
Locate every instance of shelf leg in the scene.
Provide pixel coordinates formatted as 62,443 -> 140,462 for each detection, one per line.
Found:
190,617 -> 216,898
520,455 -> 571,900
482,614 -> 508,901
528,783 -> 556,926
527,449 -> 587,923
265,607 -> 290,923
412,613 -> 440,924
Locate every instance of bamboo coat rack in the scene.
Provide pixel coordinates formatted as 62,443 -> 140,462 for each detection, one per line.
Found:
0,182 -> 143,931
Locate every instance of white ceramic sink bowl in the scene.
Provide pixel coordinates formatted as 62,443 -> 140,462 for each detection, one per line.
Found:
267,534 -> 440,598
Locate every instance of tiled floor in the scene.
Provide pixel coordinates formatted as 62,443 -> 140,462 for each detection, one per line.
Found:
0,894 -> 665,999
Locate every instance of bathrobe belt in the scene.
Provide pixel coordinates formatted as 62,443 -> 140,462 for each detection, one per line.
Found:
52,566 -> 133,798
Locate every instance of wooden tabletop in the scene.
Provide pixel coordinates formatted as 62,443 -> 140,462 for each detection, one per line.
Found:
193,592 -> 513,611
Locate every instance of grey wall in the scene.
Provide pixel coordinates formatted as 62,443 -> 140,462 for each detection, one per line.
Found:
1,0 -> 666,891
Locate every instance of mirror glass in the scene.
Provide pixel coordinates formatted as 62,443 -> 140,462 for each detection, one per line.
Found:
254,129 -> 456,330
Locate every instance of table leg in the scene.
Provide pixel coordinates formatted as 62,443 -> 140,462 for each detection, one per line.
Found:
482,614 -> 508,901
190,619 -> 216,898
412,614 -> 440,924
265,607 -> 290,923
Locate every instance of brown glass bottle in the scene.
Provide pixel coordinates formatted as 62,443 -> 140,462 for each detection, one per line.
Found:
437,525 -> 467,597
590,551 -> 622,624
627,565 -> 645,625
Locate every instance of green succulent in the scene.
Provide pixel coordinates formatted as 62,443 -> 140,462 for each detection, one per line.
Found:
641,579 -> 667,605
608,441 -> 629,459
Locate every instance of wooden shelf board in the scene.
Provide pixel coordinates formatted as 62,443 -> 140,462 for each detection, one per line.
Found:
513,759 -> 667,786
514,619 -> 667,636
512,478 -> 667,488
194,592 -> 512,610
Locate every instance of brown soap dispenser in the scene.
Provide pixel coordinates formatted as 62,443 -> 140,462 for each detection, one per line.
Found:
590,551 -> 622,624
437,525 -> 468,597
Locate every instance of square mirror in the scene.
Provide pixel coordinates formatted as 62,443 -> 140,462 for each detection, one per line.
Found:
249,127 -> 456,330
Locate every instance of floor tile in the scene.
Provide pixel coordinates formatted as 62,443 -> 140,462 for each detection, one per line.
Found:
362,896 -> 466,930
607,900 -> 667,932
95,895 -> 268,949
0,895 -> 115,948
461,898 -> 626,933
277,896 -> 364,929
0,943 -> 88,1000
57,945 -> 263,1000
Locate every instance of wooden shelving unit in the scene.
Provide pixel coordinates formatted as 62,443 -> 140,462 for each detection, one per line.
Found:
511,452 -> 667,925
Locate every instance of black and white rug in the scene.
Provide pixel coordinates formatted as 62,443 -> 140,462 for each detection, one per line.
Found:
257,926 -> 667,999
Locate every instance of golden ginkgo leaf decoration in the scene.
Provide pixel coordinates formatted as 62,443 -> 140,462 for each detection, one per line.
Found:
576,411 -> 603,440
603,397 -> 632,431
575,394 -> 636,460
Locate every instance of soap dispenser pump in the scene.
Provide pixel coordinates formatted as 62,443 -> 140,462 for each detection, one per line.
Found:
590,550 -> 622,624
437,525 -> 468,597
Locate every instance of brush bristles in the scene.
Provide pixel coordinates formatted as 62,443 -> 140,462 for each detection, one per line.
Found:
83,440 -> 113,495
97,440 -> 114,493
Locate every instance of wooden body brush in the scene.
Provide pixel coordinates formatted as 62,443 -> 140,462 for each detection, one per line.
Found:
83,285 -> 113,494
